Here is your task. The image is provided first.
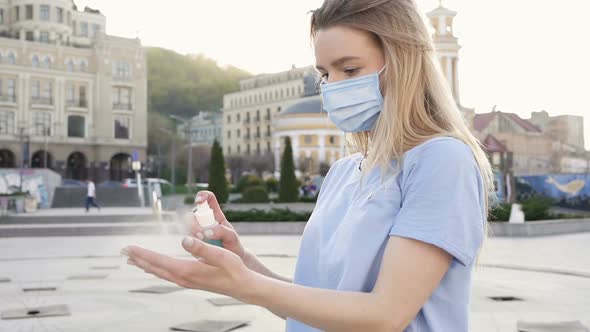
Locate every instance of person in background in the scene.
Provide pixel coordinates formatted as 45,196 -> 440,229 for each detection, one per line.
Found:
85,178 -> 100,212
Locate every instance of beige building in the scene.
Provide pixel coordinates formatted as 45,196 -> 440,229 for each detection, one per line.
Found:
273,95 -> 344,176
222,65 -> 315,157
0,0 -> 147,181
474,109 -> 588,175
529,110 -> 585,151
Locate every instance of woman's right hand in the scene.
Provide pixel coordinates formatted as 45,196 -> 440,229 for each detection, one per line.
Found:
189,191 -> 247,261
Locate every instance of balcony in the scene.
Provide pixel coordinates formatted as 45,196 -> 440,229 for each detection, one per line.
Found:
264,115 -> 271,121
113,74 -> 132,82
244,134 -> 252,141
67,99 -> 88,108
30,97 -> 53,106
113,102 -> 132,111
0,95 -> 17,104
254,116 -> 261,123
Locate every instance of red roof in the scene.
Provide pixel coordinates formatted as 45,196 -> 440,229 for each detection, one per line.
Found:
482,134 -> 508,153
473,111 -> 542,133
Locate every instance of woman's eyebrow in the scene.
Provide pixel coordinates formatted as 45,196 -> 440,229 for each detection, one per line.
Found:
316,56 -> 361,71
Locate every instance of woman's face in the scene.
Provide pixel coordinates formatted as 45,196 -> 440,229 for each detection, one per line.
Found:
313,25 -> 385,84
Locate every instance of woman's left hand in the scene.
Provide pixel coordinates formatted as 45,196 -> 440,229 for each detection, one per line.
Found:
121,236 -> 255,300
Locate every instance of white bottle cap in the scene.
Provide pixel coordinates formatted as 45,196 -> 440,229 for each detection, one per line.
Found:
194,200 -> 217,228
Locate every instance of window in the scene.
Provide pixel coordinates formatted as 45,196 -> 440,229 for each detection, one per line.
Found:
0,9 -> 4,24
92,24 -> 100,36
112,87 -> 132,110
329,136 -> 335,144
0,110 -> 15,135
66,60 -> 74,72
56,7 -> 63,23
226,115 -> 230,124
31,80 -> 40,99
67,115 -> 85,138
33,112 -> 51,136
66,84 -> 74,102
7,79 -> 15,100
112,61 -> 131,79
7,52 -> 15,65
237,129 -> 240,137
40,5 -> 50,20
31,55 -> 39,68
80,22 -> 88,37
79,86 -> 87,107
40,32 -> 49,43
114,117 -> 130,139
14,6 -> 20,21
267,141 -> 271,152
304,135 -> 312,144
227,130 -> 231,139
237,145 -> 241,153
42,56 -> 51,69
79,60 -> 88,72
42,82 -> 52,101
26,31 -> 34,41
25,5 -> 33,20
237,113 -> 240,121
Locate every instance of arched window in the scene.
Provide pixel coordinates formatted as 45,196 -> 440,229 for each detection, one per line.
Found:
66,60 -> 74,72
79,60 -> 88,72
7,52 -> 15,65
42,56 -> 52,69
31,55 -> 40,68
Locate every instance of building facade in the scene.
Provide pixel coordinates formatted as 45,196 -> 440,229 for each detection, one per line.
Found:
221,65 -> 316,157
178,110 -> 223,146
0,0 -> 147,181
474,109 -> 588,175
529,110 -> 585,151
273,95 -> 344,176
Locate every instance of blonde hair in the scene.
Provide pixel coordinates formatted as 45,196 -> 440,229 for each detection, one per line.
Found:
310,0 -> 497,248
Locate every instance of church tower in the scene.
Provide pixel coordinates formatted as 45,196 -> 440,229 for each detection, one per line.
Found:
427,1 -> 461,105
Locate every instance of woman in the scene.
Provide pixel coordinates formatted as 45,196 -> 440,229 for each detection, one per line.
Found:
122,0 -> 496,331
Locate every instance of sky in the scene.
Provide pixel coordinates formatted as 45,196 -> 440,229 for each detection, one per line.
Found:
76,0 -> 590,149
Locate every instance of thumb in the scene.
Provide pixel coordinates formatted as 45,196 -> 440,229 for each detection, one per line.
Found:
182,236 -> 227,268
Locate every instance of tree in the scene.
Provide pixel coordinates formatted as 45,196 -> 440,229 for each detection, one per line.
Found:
279,137 -> 299,202
208,139 -> 229,204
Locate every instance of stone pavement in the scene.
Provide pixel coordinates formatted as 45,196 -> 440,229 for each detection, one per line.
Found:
0,233 -> 589,331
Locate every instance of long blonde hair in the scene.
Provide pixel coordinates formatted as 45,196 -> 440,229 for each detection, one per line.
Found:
310,0 -> 497,237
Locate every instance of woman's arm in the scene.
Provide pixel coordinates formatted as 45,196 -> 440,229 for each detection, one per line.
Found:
243,248 -> 292,283
124,234 -> 451,332
240,236 -> 451,332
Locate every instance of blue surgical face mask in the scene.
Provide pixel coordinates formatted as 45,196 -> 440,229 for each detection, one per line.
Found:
320,66 -> 386,132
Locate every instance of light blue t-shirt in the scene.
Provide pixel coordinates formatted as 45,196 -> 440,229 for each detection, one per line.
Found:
286,136 -> 486,332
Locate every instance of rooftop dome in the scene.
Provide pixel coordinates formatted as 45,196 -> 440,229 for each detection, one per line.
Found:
281,96 -> 323,116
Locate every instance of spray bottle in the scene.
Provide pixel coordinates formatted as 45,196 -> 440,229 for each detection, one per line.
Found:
192,199 -> 223,247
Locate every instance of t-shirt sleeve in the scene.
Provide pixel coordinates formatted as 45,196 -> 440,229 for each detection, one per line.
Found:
389,138 -> 485,266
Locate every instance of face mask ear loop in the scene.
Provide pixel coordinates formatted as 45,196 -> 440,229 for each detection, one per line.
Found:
378,65 -> 387,76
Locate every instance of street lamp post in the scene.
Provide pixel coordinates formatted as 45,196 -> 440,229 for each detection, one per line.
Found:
170,115 -> 194,189
158,127 -> 176,194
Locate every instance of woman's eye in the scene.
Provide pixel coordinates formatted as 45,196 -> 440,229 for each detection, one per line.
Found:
344,68 -> 359,76
320,73 -> 329,82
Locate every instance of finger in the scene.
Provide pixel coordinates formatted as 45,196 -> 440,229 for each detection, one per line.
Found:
124,245 -> 185,272
130,256 -> 182,285
195,191 -> 229,226
181,236 -> 229,269
202,224 -> 239,245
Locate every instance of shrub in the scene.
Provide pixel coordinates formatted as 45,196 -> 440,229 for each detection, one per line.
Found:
265,177 -> 279,193
237,174 -> 264,193
224,208 -> 311,221
241,185 -> 269,203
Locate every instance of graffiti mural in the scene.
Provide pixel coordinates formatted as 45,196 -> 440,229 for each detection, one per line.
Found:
516,174 -> 590,211
0,170 -> 51,208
